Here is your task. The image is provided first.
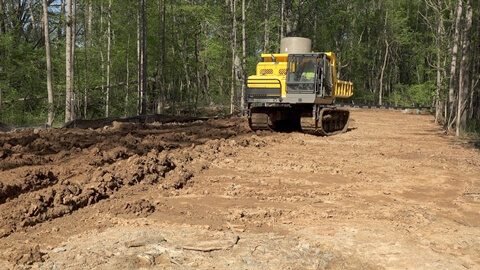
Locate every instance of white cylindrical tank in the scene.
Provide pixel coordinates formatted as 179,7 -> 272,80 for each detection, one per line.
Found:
280,37 -> 312,54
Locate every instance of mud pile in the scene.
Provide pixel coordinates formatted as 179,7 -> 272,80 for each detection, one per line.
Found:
0,117 -> 258,241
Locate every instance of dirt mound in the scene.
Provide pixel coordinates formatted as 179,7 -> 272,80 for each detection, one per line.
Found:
1,110 -> 480,269
0,116 -> 258,240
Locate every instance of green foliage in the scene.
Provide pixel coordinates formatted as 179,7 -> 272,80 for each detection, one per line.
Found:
0,0 -> 478,128
386,83 -> 435,107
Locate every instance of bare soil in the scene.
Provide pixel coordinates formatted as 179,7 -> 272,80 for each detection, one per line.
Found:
0,109 -> 479,269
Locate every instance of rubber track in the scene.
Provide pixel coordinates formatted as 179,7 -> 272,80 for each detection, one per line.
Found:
300,108 -> 349,136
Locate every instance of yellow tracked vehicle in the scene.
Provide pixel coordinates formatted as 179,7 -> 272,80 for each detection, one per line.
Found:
246,37 -> 353,136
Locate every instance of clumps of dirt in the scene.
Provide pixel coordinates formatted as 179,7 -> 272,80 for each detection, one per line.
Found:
0,168 -> 57,204
0,179 -> 106,237
112,199 -> 156,218
0,117 -> 265,240
226,207 -> 292,227
91,149 -> 178,190
4,244 -> 46,266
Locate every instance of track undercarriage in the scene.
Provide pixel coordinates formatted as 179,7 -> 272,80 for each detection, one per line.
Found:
248,105 -> 350,136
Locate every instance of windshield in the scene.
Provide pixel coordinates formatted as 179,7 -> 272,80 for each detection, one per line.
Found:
287,55 -> 317,83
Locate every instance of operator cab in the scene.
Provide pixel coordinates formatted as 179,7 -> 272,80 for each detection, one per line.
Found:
286,53 -> 333,97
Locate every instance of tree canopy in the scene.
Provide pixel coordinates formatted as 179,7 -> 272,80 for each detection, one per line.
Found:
0,0 -> 478,135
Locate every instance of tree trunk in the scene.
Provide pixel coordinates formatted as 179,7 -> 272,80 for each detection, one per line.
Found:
42,0 -> 54,126
0,67 -> 2,120
155,0 -> 164,114
83,0 -> 91,119
88,3 -> 92,42
141,0 -> 147,115
263,0 -> 269,52
0,0 -> 3,120
280,0 -> 284,41
448,0 -> 462,130
230,0 -> 237,114
434,15 -> 443,124
456,0 -> 472,136
71,0 -> 76,120
203,48 -> 210,105
125,33 -> 130,117
137,0 -> 141,115
194,32 -> 201,113
137,0 -> 147,115
65,0 -> 72,122
160,0 -> 166,114
379,40 -> 389,106
58,0 -> 65,40
0,0 -> 5,35
28,0 -> 37,39
378,11 -> 389,106
105,0 -> 111,117
240,0 -> 246,113
99,2 -> 106,118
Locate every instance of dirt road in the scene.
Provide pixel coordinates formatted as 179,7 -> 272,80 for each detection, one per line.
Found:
0,109 -> 479,269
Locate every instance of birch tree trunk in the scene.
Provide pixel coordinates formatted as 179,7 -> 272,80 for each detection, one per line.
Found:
378,41 -> 389,106
434,15 -> 443,123
263,0 -> 269,52
378,11 -> 389,106
65,0 -> 73,122
125,34 -> 130,117
280,0 -> 284,41
83,0 -> 91,119
194,32 -> 201,113
71,0 -> 76,120
230,0 -> 237,114
105,0 -> 111,117
137,0 -> 147,115
160,0 -> 166,113
240,0 -> 246,113
137,1 -> 141,114
456,0 -> 472,136
42,0 -> 54,126
0,0 -> 3,120
448,0 -> 462,129
141,0 -> 147,115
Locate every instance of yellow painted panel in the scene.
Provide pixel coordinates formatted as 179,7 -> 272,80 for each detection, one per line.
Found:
247,75 -> 287,98
334,80 -> 354,98
261,53 -> 289,62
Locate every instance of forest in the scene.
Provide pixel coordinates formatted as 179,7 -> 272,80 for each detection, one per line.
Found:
0,0 -> 478,136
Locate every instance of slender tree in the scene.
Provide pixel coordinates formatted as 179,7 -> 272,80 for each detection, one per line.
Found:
240,0 -> 246,113
263,0 -> 269,52
0,0 -> 3,121
42,0 -> 54,126
71,0 -> 76,120
378,10 -> 389,106
83,0 -> 92,119
141,0 -> 147,115
65,0 -> 73,122
230,0 -> 237,114
137,0 -> 147,115
448,0 -> 463,130
0,0 -> 4,35
456,0 -> 473,136
106,0 -> 112,117
136,0 -> 141,114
